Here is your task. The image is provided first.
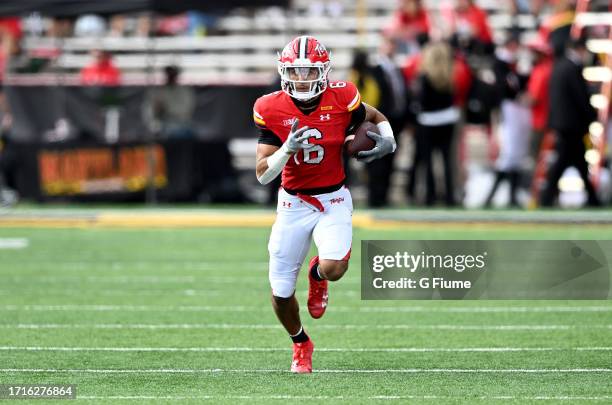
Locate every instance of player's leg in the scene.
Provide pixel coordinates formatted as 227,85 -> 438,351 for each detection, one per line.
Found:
268,191 -> 316,372
484,170 -> 506,207
268,216 -> 312,333
571,140 -> 600,206
540,134 -> 570,206
307,187 -> 353,318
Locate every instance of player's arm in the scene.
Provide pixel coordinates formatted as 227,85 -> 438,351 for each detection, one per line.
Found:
256,143 -> 280,179
364,102 -> 387,125
357,103 -> 397,163
255,119 -> 314,185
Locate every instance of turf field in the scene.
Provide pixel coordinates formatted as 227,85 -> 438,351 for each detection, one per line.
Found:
0,208 -> 611,404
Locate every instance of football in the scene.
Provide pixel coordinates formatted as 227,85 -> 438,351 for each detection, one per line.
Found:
345,121 -> 377,158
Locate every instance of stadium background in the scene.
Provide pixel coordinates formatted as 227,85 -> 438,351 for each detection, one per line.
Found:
0,0 -> 611,402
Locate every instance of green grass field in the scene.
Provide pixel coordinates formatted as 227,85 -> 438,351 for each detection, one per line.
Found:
0,208 -> 611,404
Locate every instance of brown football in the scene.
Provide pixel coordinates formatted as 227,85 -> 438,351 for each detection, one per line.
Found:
345,121 -> 377,158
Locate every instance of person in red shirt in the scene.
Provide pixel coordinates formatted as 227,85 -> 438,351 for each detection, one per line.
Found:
0,17 -> 21,83
254,36 -> 396,373
444,0 -> 493,54
79,50 -> 121,86
525,36 -> 553,162
383,0 -> 430,54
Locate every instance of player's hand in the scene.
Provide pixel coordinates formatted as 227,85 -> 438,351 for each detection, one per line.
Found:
284,119 -> 314,153
356,131 -> 395,163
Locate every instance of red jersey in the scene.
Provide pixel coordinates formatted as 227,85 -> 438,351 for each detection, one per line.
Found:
254,81 -> 362,192
383,9 -> 430,39
527,58 -> 553,131
449,5 -> 493,44
80,61 -> 121,86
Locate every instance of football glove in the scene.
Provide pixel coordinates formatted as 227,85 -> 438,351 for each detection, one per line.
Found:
285,119 -> 314,153
356,131 -> 396,163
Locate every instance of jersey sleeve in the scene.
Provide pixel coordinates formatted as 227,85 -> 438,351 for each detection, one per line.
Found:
345,103 -> 366,136
252,97 -> 268,129
253,96 -> 283,146
340,81 -> 363,112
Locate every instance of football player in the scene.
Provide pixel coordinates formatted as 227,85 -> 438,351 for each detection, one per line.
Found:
254,36 -> 396,373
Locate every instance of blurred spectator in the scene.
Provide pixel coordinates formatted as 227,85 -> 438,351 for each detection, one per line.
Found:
4,37 -> 34,74
143,65 -> 196,139
0,17 -> 22,41
347,50 -> 380,192
443,0 -> 493,55
49,17 -> 73,38
109,14 -> 127,37
156,14 -> 189,36
80,50 -> 121,86
308,0 -> 344,19
539,0 -> 575,56
187,12 -> 219,36
108,13 -> 153,37
484,35 -> 530,207
403,36 -> 472,107
348,51 -> 380,109
74,14 -> 107,37
403,39 -> 471,202
524,35 -> 553,166
0,17 -> 22,82
21,12 -> 45,37
383,0 -> 430,55
414,42 -> 459,206
510,0 -> 531,15
0,91 -> 18,206
135,14 -> 153,37
366,38 -> 409,207
540,36 -> 599,207
529,0 -> 555,15
399,32 -> 429,86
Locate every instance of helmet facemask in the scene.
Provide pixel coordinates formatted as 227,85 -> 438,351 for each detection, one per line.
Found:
278,60 -> 331,101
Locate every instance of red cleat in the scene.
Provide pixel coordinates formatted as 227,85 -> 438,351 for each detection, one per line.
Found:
291,338 -> 314,373
307,256 -> 328,319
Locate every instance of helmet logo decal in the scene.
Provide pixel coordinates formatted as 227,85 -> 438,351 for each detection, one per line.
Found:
314,42 -> 327,57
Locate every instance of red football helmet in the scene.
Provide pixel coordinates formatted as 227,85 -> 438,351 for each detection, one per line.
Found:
278,36 -> 331,101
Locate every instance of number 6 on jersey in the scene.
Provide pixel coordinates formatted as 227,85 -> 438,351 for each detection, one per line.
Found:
299,128 -> 324,165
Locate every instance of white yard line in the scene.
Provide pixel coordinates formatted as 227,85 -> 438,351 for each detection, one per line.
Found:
2,260 -> 270,265
1,368 -> 610,374
75,395 -> 612,401
1,304 -> 611,313
5,276 -> 198,283
0,346 -> 610,353
3,275 -> 360,285
0,323 -> 610,331
0,238 -> 28,249
0,289 -> 359,298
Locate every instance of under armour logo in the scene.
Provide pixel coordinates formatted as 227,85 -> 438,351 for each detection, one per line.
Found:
320,114 -> 331,121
